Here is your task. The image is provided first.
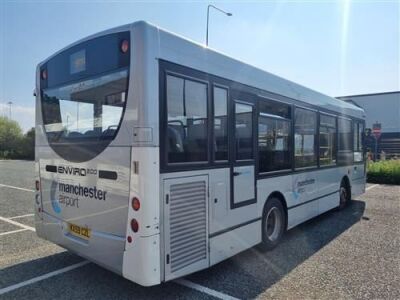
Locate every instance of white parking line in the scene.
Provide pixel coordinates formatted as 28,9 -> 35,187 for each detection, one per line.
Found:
366,184 -> 379,191
0,183 -> 35,193
0,258 -> 239,300
0,228 -> 29,236
175,278 -> 240,300
0,261 -> 90,295
9,213 -> 34,220
0,216 -> 35,231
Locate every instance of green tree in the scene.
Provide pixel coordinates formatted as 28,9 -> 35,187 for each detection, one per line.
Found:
0,116 -> 23,159
20,127 -> 35,160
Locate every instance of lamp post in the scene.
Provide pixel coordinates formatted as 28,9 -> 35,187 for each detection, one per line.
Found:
372,122 -> 381,161
206,4 -> 232,47
7,101 -> 13,120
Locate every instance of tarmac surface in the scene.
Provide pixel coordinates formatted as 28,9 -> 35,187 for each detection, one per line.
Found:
0,160 -> 399,299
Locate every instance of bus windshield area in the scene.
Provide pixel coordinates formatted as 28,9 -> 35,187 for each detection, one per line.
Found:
41,69 -> 128,142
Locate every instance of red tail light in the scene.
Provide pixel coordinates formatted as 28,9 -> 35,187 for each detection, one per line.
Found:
35,180 -> 40,191
130,219 -> 139,233
132,197 -> 140,211
120,40 -> 129,53
127,236 -> 132,243
41,69 -> 47,80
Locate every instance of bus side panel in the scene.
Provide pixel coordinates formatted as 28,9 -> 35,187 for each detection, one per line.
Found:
256,157 -> 344,231
351,177 -> 366,198
351,163 -> 366,198
286,167 -> 342,229
161,168 -> 260,276
210,168 -> 258,235
210,221 -> 261,266
163,175 -> 209,281
257,173 -> 319,230
315,167 -> 342,214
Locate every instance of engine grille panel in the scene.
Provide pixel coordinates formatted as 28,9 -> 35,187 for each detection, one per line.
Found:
169,181 -> 207,273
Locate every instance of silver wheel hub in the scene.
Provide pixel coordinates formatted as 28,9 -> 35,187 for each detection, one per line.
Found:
340,187 -> 347,205
265,207 -> 283,242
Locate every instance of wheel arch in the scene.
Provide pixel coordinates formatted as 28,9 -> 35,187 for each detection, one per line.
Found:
341,175 -> 351,190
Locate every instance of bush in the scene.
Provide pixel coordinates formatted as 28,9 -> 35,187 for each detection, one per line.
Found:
0,116 -> 35,160
367,160 -> 400,185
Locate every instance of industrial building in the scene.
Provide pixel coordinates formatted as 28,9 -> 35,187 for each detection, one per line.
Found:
338,91 -> 400,159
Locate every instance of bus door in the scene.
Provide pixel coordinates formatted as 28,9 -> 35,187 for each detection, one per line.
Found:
231,92 -> 256,208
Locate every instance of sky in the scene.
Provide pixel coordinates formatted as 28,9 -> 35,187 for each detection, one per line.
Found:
0,0 -> 399,132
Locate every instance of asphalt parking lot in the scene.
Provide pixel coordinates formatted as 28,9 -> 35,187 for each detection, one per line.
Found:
0,160 -> 399,300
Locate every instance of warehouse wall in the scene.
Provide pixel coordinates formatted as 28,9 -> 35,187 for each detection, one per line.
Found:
338,92 -> 400,133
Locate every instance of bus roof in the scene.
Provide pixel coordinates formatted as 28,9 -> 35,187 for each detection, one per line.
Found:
38,21 -> 364,119
151,21 -> 364,119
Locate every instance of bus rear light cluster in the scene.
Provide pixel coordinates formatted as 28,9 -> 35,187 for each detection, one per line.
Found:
132,197 -> 140,211
35,180 -> 40,191
120,40 -> 129,53
41,69 -> 47,80
35,194 -> 40,205
130,219 -> 139,233
127,236 -> 132,243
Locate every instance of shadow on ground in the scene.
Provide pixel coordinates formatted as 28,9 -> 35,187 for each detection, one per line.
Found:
187,199 -> 366,299
0,200 -> 365,299
0,252 -> 203,300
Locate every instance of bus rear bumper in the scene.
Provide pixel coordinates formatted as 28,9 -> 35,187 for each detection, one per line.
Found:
36,212 -> 125,275
122,234 -> 161,286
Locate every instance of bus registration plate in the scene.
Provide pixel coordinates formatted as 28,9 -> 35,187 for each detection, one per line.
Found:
69,223 -> 91,240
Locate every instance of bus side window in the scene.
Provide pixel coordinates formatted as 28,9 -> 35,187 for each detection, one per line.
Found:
319,114 -> 337,166
338,118 -> 353,165
294,107 -> 317,168
235,103 -> 254,160
213,87 -> 228,161
258,100 -> 292,173
166,74 -> 208,163
354,121 -> 364,162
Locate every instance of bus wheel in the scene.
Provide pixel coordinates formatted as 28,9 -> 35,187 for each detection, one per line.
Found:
259,198 -> 286,251
338,180 -> 350,210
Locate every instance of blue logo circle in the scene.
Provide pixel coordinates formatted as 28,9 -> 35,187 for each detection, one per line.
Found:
50,180 -> 62,214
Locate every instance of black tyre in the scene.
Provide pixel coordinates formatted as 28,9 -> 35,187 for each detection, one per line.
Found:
259,197 -> 286,251
338,179 -> 351,210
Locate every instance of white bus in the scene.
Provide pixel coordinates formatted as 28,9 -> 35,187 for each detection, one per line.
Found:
34,21 -> 366,286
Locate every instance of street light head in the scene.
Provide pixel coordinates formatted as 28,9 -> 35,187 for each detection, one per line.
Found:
206,5 -> 233,46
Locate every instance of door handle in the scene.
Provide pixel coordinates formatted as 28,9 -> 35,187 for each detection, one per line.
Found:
233,171 -> 241,176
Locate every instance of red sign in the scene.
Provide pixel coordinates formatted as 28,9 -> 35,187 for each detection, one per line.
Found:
372,123 -> 381,139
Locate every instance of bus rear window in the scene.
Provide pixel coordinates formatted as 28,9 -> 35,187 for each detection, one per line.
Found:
42,69 -> 128,142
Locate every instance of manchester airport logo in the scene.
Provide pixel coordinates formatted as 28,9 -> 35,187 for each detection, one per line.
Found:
50,180 -> 62,214
49,180 -> 107,214
292,178 -> 315,200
